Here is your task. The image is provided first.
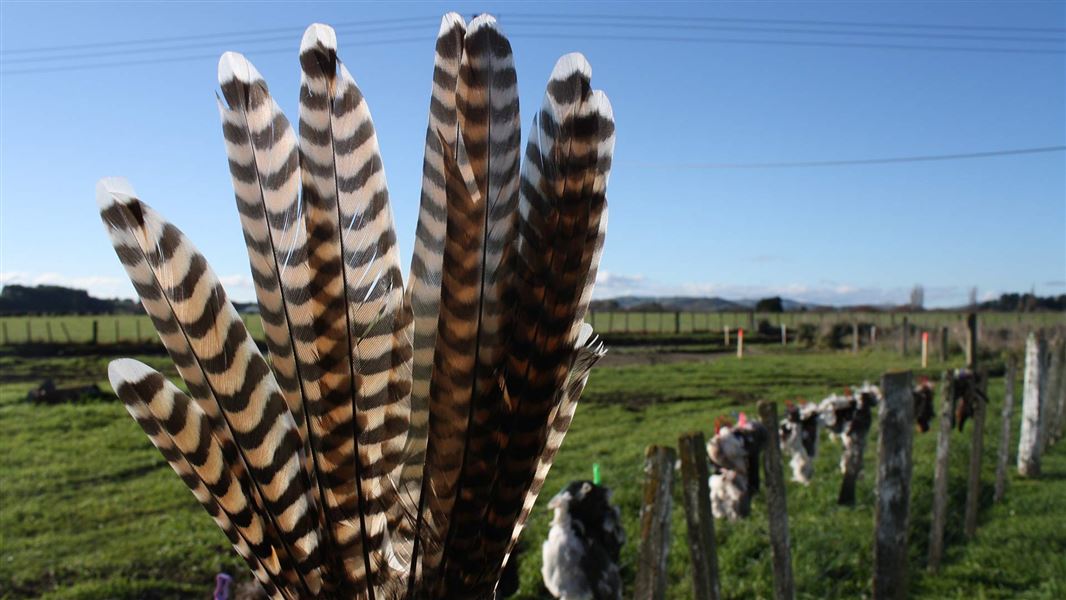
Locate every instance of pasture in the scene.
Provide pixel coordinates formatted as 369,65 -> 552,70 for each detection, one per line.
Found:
2,335 -> 1064,598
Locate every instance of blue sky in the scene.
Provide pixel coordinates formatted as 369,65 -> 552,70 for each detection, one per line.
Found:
1,1 -> 1064,308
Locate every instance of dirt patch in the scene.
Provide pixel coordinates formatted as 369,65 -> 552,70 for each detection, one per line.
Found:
598,350 -> 722,368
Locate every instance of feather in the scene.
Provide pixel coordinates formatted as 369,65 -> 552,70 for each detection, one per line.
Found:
402,14 -> 466,588
109,360 -> 286,600
481,52 -> 615,586
416,14 -> 521,592
96,181 -> 325,595
298,23 -> 411,595
109,359 -> 290,598
504,324 -> 607,573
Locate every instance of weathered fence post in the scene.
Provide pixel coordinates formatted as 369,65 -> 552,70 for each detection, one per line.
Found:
852,322 -> 859,354
1039,338 -> 1064,454
59,322 -> 72,343
758,401 -> 795,600
1052,339 -> 1066,443
874,371 -> 915,600
1018,332 -> 1046,477
675,311 -> 681,334
928,371 -> 953,571
921,332 -> 929,368
940,326 -> 949,363
91,320 -> 99,345
723,326 -> 730,347
870,325 -> 877,345
963,368 -> 987,540
781,323 -> 787,346
900,316 -> 909,356
678,433 -> 720,600
634,446 -> 677,600
994,359 -> 1017,503
965,313 -> 977,369
737,328 -> 744,359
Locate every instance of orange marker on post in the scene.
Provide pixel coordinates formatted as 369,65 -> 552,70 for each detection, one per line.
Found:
737,327 -> 745,359
921,331 -> 929,368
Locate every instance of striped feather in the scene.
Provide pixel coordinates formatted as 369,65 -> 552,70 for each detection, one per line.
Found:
109,359 -> 290,599
404,14 -> 466,590
96,181 -> 326,596
431,14 -> 521,594
481,53 -> 615,575
503,324 -> 607,570
299,23 -> 411,595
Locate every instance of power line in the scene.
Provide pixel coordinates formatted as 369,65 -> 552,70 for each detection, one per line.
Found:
0,15 -> 438,55
508,32 -> 1064,55
505,12 -> 1066,35
503,18 -> 1065,45
1,22 -> 436,65
625,145 -> 1066,170
0,37 -> 426,76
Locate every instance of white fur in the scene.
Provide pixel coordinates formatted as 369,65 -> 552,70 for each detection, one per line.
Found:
542,493 -> 592,600
709,470 -> 748,520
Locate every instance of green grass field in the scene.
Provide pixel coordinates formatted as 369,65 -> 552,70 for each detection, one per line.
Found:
2,345 -> 1064,598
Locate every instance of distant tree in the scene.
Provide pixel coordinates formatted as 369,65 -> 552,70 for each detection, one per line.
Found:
0,285 -> 114,315
755,296 -> 784,313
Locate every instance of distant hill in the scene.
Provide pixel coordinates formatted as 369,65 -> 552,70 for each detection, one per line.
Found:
589,295 -> 826,312
0,284 -> 260,315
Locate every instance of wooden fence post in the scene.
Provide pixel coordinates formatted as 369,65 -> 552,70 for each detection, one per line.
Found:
963,368 -> 987,540
737,328 -> 744,359
852,322 -> 859,354
91,320 -> 99,345
757,401 -> 795,600
723,326 -> 730,347
994,359 -> 1017,503
965,313 -> 977,368
900,316 -> 909,356
939,327 -> 949,363
60,322 -> 72,343
1052,339 -> 1066,444
634,446 -> 677,600
927,371 -> 953,571
874,371 -> 915,600
1039,338 -> 1064,454
675,311 -> 681,334
1018,332 -> 1046,477
870,325 -> 877,345
678,433 -> 720,600
748,311 -> 756,332
781,323 -> 787,346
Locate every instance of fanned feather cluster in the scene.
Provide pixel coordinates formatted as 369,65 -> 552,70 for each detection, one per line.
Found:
98,13 -> 614,599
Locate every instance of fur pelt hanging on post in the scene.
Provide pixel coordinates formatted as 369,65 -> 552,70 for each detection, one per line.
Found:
913,377 -> 935,433
779,402 -> 822,485
541,481 -> 624,600
707,414 -> 768,519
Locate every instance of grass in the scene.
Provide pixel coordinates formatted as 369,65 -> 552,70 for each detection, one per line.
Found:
1,345 -> 1064,598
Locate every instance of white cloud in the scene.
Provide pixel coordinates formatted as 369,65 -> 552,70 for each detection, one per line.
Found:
592,272 -> 987,308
